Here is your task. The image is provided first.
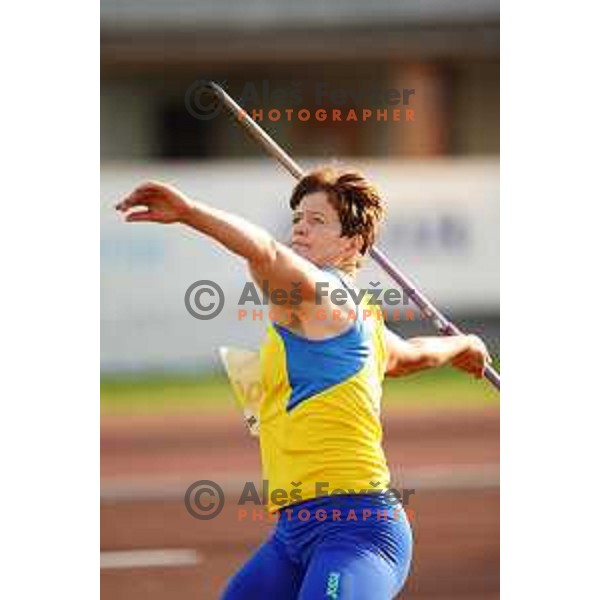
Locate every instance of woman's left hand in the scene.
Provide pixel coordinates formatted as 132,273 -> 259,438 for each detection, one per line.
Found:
115,181 -> 193,224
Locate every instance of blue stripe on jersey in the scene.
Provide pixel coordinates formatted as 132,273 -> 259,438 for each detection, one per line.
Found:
273,317 -> 371,412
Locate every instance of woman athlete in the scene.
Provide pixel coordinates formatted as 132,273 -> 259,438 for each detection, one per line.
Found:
116,167 -> 491,599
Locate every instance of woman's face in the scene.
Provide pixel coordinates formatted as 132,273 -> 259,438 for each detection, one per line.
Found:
290,191 -> 360,268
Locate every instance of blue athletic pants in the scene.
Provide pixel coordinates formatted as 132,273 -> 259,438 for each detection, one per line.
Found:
221,494 -> 413,599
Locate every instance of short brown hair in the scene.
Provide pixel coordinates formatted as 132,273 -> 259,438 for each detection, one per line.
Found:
289,167 -> 384,255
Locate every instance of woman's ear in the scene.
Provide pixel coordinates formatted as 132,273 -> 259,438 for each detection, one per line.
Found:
340,234 -> 364,261
350,234 -> 364,255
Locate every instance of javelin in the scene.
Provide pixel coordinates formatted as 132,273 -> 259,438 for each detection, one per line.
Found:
205,81 -> 500,391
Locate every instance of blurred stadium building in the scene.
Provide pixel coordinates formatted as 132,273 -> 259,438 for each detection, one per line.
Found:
101,0 -> 499,372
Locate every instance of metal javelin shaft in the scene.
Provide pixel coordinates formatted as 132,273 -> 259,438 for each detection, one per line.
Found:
206,82 -> 500,391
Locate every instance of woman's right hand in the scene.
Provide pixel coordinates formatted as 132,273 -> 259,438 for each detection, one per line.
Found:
451,334 -> 492,379
115,181 -> 193,224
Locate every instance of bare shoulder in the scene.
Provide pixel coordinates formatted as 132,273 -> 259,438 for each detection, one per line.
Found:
268,268 -> 357,340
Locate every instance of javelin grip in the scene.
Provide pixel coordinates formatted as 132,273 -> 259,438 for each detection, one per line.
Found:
207,81 -> 500,392
369,247 -> 501,390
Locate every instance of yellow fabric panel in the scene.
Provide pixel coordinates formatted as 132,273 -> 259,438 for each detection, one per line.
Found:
258,306 -> 390,513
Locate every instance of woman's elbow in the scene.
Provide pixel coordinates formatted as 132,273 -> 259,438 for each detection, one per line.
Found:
249,238 -> 279,270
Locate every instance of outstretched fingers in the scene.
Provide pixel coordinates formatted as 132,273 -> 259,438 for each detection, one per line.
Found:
125,210 -> 157,222
115,182 -> 164,212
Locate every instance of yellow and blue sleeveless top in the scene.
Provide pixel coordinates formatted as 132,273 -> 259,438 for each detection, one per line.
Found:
258,268 -> 390,513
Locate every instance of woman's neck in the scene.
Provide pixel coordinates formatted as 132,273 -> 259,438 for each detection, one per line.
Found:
329,258 -> 357,280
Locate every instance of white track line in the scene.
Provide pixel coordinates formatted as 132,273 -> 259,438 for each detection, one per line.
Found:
100,549 -> 200,570
101,465 -> 499,502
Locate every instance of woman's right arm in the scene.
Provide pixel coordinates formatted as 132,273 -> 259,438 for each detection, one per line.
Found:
116,181 -> 323,304
384,327 -> 492,379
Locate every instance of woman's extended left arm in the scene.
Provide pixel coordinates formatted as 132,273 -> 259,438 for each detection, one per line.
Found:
115,181 -> 325,305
